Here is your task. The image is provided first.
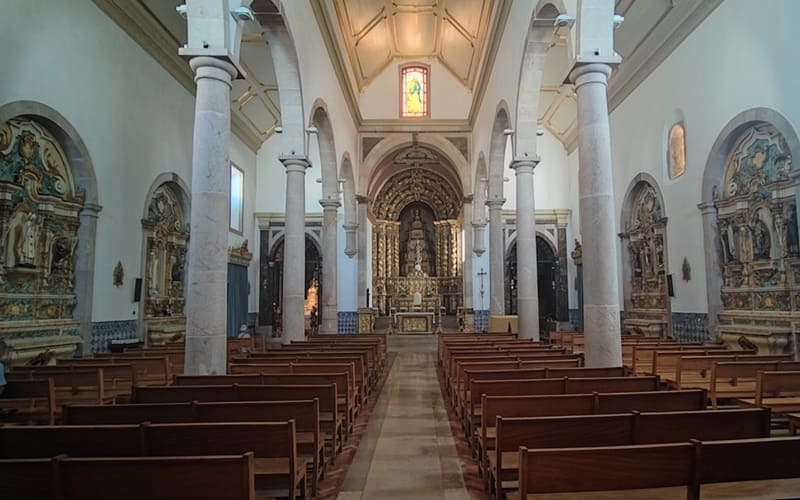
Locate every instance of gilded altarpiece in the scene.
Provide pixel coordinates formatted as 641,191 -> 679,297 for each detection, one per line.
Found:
141,185 -> 189,344
371,167 -> 463,315
0,119 -> 83,362
621,183 -> 669,337
715,123 -> 797,353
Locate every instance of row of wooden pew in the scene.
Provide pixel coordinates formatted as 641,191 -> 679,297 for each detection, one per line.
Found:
1,333 -> 387,499
438,332 -> 800,499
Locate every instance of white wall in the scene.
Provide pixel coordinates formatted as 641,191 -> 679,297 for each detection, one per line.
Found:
337,214 -> 358,311
359,58 -> 473,120
1,0 -> 257,323
608,0 -> 800,314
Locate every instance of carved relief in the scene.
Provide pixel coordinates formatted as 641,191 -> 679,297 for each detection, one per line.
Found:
623,182 -> 669,337
715,122 -> 797,352
141,184 -> 189,321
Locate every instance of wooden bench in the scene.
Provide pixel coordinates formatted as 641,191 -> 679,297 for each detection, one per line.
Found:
7,365 -> 132,410
477,389 -> 708,475
0,379 -> 56,424
0,421 -> 307,499
738,370 -> 800,414
0,453 -> 257,500
708,360 -> 800,408
62,399 -> 323,495
62,356 -> 171,385
630,344 -> 729,374
492,408 -> 769,498
514,437 -> 800,499
465,376 -> 661,440
669,354 -> 792,392
133,383 -> 342,456
652,349 -> 755,380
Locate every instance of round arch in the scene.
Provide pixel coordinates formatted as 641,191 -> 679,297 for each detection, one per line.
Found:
309,99 -> 339,201
488,103 -> 512,202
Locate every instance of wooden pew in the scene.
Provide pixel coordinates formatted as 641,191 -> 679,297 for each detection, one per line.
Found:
630,344 -> 730,374
709,360 -> 800,408
492,408 -> 769,498
0,379 -> 56,425
465,376 -> 660,440
670,354 -> 792,392
0,422 -> 306,499
514,437 -> 800,499
61,356 -> 171,385
133,383 -> 342,456
0,453 -> 257,500
477,389 -> 707,474
7,365 -> 131,412
738,370 -> 800,414
652,349 -> 757,381
62,399 -> 323,494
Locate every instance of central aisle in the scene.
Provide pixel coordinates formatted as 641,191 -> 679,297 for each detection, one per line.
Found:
337,335 -> 470,500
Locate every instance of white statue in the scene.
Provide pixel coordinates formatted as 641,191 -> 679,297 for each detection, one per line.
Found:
15,212 -> 39,267
414,243 -> 422,271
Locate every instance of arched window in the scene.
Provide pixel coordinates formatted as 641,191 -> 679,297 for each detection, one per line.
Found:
400,64 -> 429,118
668,122 -> 686,179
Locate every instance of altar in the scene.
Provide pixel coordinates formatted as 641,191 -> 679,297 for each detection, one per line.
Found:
396,312 -> 436,334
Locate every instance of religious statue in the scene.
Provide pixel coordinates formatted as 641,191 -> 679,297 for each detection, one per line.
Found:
404,208 -> 431,276
15,212 -> 39,267
752,219 -> 771,260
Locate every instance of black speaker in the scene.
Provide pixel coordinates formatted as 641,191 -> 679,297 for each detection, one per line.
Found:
133,278 -> 142,302
667,274 -> 675,297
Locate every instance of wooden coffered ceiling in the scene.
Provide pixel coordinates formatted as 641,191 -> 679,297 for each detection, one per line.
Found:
331,0 -> 497,90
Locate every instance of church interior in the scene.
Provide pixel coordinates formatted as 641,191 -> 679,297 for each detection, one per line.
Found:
2,0 -> 800,498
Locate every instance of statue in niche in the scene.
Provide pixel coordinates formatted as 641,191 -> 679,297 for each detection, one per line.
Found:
403,208 -> 432,276
643,243 -> 653,274
787,205 -> 799,255
656,239 -> 665,273
739,226 -> 752,263
722,221 -> 738,262
752,219 -> 771,261
171,254 -> 184,283
14,212 -> 39,267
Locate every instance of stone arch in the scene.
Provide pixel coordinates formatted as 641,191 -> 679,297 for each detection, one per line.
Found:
0,100 -> 100,358
700,107 -> 800,351
619,173 -> 671,337
359,133 -> 470,196
473,152 -> 488,224
488,103 -> 512,202
504,231 -> 559,325
309,99 -> 339,201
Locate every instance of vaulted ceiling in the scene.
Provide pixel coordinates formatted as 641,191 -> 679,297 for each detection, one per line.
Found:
331,0 -> 497,90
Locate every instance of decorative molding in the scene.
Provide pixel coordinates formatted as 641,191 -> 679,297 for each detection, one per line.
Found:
229,239 -> 253,266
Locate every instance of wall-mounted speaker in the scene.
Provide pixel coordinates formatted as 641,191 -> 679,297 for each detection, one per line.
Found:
133,278 -> 142,302
667,274 -> 675,297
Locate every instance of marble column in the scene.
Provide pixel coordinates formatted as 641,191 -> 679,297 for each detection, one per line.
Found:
472,221 -> 487,256
320,200 -> 340,334
184,57 -> 237,375
462,198 -> 474,310
75,202 -> 102,356
281,155 -> 311,344
487,198 -> 505,316
344,223 -> 357,257
569,63 -> 622,367
512,159 -> 540,340
357,196 -> 370,308
698,201 -> 722,339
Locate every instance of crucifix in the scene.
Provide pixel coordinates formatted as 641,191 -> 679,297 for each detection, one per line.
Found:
477,267 -> 487,312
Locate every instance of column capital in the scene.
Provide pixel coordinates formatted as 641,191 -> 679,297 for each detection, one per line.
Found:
510,157 -> 540,174
471,220 -> 487,229
356,195 -> 371,205
80,202 -> 103,218
462,195 -> 474,204
280,155 -> 311,173
188,56 -> 239,86
568,62 -> 615,89
486,198 -> 506,209
697,201 -> 717,216
320,199 -> 341,210
343,222 -> 358,231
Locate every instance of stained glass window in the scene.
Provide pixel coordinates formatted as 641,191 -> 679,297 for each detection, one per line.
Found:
668,123 -> 686,179
401,65 -> 428,118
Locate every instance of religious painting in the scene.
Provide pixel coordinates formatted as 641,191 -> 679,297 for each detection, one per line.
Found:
723,123 -> 791,200
400,65 -> 428,118
668,123 -> 686,179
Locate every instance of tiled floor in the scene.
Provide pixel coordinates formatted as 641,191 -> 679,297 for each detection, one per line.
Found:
337,335 -> 471,500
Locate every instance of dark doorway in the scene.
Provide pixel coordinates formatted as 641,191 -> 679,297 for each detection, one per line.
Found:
259,235 -> 322,332
227,263 -> 249,337
505,235 -> 558,332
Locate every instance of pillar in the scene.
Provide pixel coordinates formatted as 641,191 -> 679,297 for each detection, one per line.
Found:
463,198 -> 474,309
487,198 -> 505,316
357,196 -> 370,308
569,63 -> 622,367
320,200 -> 340,334
280,155 -> 311,344
511,159 -> 540,340
184,57 -> 238,375
698,202 -> 722,339
344,223 -> 357,257
75,202 -> 102,356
